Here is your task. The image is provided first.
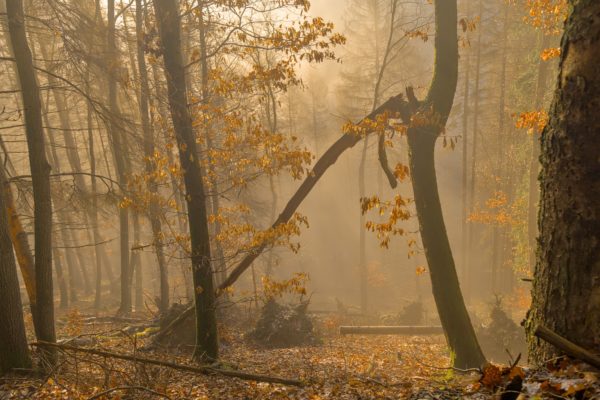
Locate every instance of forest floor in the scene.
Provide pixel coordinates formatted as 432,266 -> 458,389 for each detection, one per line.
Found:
0,305 -> 598,399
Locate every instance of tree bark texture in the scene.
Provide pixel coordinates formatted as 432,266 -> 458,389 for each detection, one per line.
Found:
0,147 -> 31,374
6,0 -> 56,357
526,0 -> 600,363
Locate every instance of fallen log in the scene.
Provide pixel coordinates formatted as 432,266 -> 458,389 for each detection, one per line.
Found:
31,341 -> 303,386
534,325 -> 600,369
339,326 -> 444,335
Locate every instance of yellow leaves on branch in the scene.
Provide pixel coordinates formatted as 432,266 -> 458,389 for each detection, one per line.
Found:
121,150 -> 183,214
514,110 -> 548,134
361,193 -> 412,249
540,47 -> 560,60
520,0 -> 568,34
202,116 -> 313,184
468,190 -> 523,228
261,272 -> 309,301
343,112 -> 396,138
212,205 -> 309,255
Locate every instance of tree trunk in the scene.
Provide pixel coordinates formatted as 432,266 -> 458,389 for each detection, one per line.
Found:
492,3 -> 510,294
154,0 -> 218,361
0,155 -> 31,374
466,0 -> 483,297
358,136 -> 369,313
131,212 -> 143,311
406,0 -> 486,369
0,162 -> 37,310
149,60 -> 192,302
135,0 -> 169,313
88,95 -> 104,311
197,1 -> 226,294
106,0 -> 132,315
526,0 -> 600,363
460,0 -> 471,288
6,0 -> 56,362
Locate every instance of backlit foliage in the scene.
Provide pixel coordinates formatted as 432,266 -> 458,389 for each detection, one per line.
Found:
360,190 -> 413,250
261,272 -> 309,300
514,110 -> 548,134
540,46 -> 560,60
125,0 -> 344,269
210,205 -> 309,254
520,0 -> 568,34
468,191 -> 530,275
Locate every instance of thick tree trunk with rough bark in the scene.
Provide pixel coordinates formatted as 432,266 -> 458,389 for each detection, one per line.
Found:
154,0 -> 218,361
526,0 -> 600,363
0,157 -> 31,374
7,0 -> 56,362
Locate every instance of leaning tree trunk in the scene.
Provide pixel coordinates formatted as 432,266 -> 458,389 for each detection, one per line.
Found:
0,153 -> 31,374
526,0 -> 600,363
6,0 -> 56,362
405,0 -> 486,369
154,0 -> 218,361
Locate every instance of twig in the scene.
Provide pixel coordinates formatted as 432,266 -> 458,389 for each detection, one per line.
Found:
31,341 -> 303,386
87,386 -> 171,400
410,352 -> 481,374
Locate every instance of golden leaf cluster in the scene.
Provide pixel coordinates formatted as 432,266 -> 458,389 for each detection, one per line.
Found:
514,110 -> 548,134
361,194 -> 412,249
519,0 -> 568,34
261,272 -> 309,300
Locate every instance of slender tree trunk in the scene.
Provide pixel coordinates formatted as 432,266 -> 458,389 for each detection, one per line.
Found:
135,0 -> 169,312
154,0 -> 218,361
44,114 -> 84,303
107,0 -> 132,314
491,3 -> 509,294
197,1 -> 226,293
132,212 -> 143,311
6,0 -> 56,362
358,136 -> 369,313
150,60 -> 192,302
51,247 -> 68,309
265,175 -> 277,276
88,95 -> 104,310
466,0 -> 483,296
460,4 -> 471,289
526,0 -> 600,363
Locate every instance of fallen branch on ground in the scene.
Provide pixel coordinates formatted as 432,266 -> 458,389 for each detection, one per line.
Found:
87,386 -> 171,400
31,341 -> 303,386
534,325 -> 600,369
339,326 -> 443,335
